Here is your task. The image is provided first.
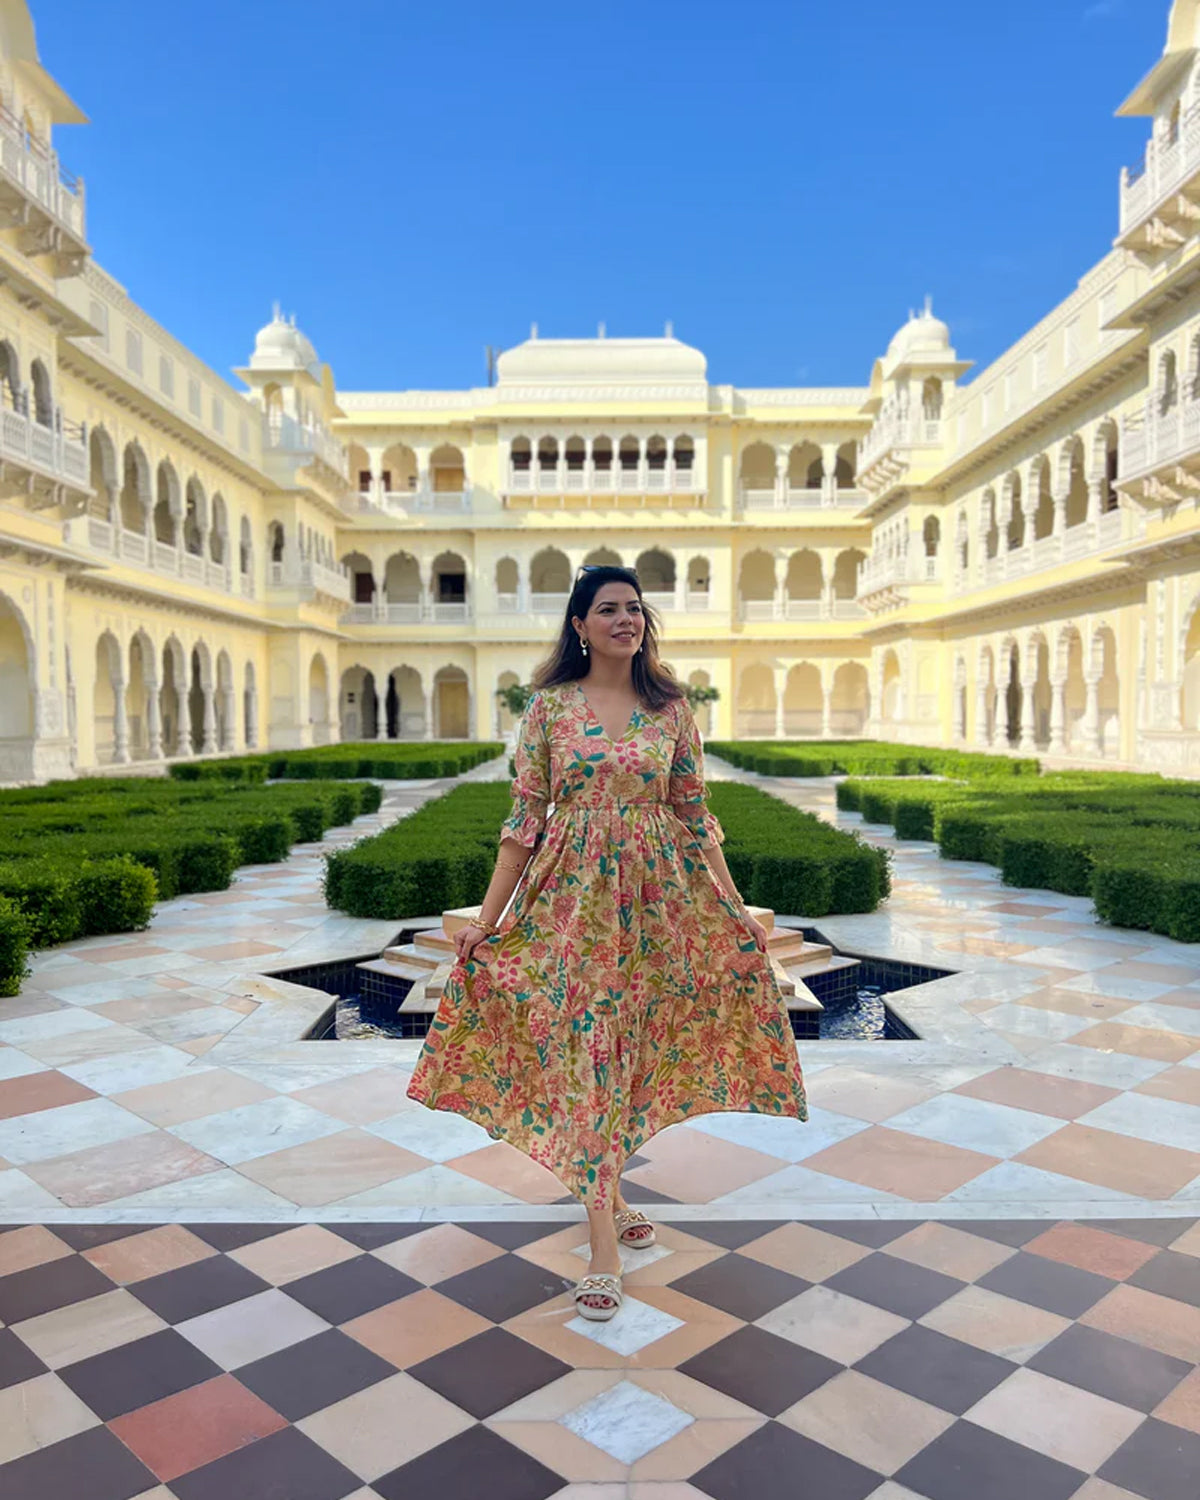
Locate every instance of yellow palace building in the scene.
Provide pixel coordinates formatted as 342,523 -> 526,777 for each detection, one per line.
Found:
3,0 -> 1200,779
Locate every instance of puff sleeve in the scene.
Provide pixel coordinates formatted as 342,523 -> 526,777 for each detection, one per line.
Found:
668,698 -> 725,850
500,692 -> 552,848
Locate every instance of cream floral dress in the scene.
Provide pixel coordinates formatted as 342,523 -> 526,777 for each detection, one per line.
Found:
407,682 -> 808,1205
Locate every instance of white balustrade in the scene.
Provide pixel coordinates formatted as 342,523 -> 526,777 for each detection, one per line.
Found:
88,516 -> 113,551
0,102 -> 86,239
859,412 -> 943,471
119,529 -> 149,564
530,591 -> 570,614
263,412 -> 348,479
685,591 -> 711,612
0,405 -> 88,489
1120,103 -> 1200,234
183,553 -> 205,582
642,591 -> 674,612
505,462 -> 701,496
1122,395 -> 1200,477
154,541 -> 177,572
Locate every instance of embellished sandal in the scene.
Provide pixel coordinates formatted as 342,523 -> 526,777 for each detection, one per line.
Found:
615,1207 -> 657,1248
573,1272 -> 623,1322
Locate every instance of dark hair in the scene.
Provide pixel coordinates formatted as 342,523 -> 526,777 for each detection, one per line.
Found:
531,565 -> 684,711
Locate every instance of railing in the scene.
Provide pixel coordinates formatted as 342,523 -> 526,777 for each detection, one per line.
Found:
265,558 -> 351,602
1122,395 -> 1200,477
738,598 -> 828,622
340,599 -> 473,625
859,412 -> 943,471
377,486 -> 474,514
737,482 -> 864,510
1120,104 -> 1200,234
0,102 -> 86,240
0,405 -> 89,487
263,413 -> 348,479
506,463 -> 702,495
958,512 -> 1127,594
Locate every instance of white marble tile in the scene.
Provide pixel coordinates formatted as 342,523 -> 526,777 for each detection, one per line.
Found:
559,1378 -> 693,1464
0,1096 -> 155,1165
942,1160 -> 1140,1205
1013,947 -> 1138,973
225,1061 -> 380,1093
97,1166 -> 298,1216
1061,973 -> 1176,1004
1022,1043 -> 1170,1090
365,1109 -> 492,1163
681,1109 -> 868,1162
978,1005 -> 1093,1041
711,1164 -> 906,1208
0,1009 -> 111,1045
1113,1002 -> 1200,1039
0,1047 -> 47,1081
42,978 -> 165,1007
0,1167 -> 68,1215
168,1096 -> 343,1165
1076,1092 -> 1200,1153
884,1094 -> 1064,1158
56,1046 -> 199,1096
564,1295 -> 684,1357
138,1010 -> 240,1045
333,1165 -> 520,1209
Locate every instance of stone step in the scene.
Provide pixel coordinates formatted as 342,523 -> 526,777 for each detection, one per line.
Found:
381,941 -> 445,972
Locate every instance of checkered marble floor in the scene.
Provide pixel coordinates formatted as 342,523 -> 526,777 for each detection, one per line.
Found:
1,764 -> 1198,1223
0,1216 -> 1197,1500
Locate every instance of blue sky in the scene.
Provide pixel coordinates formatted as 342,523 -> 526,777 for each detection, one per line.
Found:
39,0 -> 1166,393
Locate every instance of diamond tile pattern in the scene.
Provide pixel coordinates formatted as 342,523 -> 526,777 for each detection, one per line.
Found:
0,1215 -> 1195,1497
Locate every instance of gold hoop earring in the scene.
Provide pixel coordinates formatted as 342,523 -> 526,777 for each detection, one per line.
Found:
580,638 -> 588,656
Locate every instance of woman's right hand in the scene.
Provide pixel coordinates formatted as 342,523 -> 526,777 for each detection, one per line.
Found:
454,923 -> 493,962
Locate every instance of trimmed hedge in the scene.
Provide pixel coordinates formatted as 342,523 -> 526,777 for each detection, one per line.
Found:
708,739 -> 1039,780
324,780 -> 889,921
171,741 -> 503,783
0,776 -> 382,959
840,771 -> 1200,941
0,896 -> 31,998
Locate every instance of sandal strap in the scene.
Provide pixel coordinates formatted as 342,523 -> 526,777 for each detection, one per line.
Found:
614,1209 -> 651,1231
576,1274 -> 622,1295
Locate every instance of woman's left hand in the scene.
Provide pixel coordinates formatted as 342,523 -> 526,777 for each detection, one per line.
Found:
744,916 -> 769,952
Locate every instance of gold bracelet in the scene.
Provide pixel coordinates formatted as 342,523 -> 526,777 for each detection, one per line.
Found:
473,916 -> 502,933
496,859 -> 527,875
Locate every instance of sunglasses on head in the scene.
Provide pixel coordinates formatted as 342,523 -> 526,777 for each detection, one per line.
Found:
575,564 -> 639,581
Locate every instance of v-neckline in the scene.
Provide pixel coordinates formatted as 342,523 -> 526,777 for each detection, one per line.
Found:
575,680 -> 640,746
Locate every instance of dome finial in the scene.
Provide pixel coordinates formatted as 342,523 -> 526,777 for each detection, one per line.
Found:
272,299 -> 282,322
923,294 -> 934,318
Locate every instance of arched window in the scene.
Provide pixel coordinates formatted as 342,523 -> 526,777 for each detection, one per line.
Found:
268,521 -> 285,563
30,359 -> 53,428
922,377 -> 943,422
1159,349 -> 1179,415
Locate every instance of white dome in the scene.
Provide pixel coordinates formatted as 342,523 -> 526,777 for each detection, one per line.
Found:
886,301 -> 952,365
248,306 -> 320,374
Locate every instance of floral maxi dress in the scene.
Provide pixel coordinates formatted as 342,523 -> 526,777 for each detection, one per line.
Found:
406,682 -> 808,1205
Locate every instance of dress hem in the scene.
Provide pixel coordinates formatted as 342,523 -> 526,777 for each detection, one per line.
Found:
405,1077 -> 809,1208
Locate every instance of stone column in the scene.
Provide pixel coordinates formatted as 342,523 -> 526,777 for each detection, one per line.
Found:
773,554 -> 787,620
775,446 -> 788,505
1081,672 -> 1102,758
423,677 -> 434,741
375,672 -> 388,740
822,443 -> 840,504
1052,485 -> 1068,539
1048,676 -> 1067,753
201,683 -> 218,755
112,678 -> 131,765
975,679 -> 991,747
953,678 -> 967,742
773,665 -> 787,741
821,684 -> 833,739
146,686 -> 163,760
1086,478 -> 1103,527
245,688 -> 257,750
1018,679 -> 1037,753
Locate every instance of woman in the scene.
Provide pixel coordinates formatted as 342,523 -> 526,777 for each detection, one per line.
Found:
407,566 -> 808,1319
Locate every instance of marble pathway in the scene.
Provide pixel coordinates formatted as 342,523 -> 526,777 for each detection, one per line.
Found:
0,762 -> 1197,1225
